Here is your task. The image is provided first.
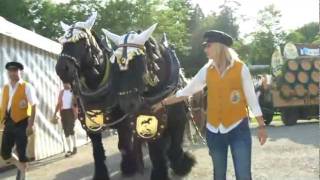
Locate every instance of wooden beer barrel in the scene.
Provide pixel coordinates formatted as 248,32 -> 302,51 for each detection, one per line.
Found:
294,84 -> 307,98
287,60 -> 299,71
311,71 -> 319,83
284,72 -> 296,84
300,59 -> 312,71
313,59 -> 320,71
279,84 -> 293,99
297,71 -> 309,84
308,83 -> 318,97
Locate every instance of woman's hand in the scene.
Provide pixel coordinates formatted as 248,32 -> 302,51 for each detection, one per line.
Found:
258,126 -> 267,145
152,102 -> 164,112
256,116 -> 268,146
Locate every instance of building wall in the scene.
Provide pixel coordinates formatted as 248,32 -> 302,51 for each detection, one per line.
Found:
0,34 -> 89,166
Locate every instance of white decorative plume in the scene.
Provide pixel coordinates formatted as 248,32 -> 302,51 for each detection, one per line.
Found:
59,12 -> 98,43
101,29 -> 121,46
102,23 -> 158,46
102,24 -> 158,67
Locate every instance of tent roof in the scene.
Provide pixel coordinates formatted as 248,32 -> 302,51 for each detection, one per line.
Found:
0,16 -> 62,55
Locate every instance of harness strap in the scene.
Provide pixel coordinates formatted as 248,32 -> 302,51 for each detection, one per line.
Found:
118,43 -> 144,50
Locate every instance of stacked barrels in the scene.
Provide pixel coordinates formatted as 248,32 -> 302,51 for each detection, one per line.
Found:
279,58 -> 319,99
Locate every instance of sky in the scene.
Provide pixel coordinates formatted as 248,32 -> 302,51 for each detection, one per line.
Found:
191,0 -> 319,36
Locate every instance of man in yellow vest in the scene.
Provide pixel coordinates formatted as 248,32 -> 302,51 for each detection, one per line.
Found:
0,61 -> 38,180
154,30 -> 268,180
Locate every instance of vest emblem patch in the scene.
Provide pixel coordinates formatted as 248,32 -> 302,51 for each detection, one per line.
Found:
19,99 -> 28,109
230,90 -> 241,104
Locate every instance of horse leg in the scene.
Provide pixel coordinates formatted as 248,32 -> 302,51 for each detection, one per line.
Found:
88,132 -> 110,180
117,123 -> 142,176
133,137 -> 145,173
167,103 -> 196,176
148,135 -> 170,180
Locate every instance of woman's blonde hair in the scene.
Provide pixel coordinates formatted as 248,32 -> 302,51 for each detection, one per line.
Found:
210,43 -> 240,63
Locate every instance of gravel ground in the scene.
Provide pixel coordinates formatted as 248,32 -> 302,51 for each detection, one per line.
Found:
0,120 -> 318,180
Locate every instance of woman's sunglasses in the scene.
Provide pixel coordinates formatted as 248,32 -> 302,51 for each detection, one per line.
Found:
203,43 -> 212,48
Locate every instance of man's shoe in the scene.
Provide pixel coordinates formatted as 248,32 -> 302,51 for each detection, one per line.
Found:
71,147 -> 77,155
65,151 -> 72,157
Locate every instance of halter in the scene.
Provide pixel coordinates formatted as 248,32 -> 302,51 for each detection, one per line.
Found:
60,27 -> 103,69
59,53 -> 80,68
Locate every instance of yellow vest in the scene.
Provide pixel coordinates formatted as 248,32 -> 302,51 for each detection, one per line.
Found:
0,82 -> 31,123
206,60 -> 248,128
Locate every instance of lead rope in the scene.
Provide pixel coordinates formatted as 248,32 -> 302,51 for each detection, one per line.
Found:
186,101 -> 207,145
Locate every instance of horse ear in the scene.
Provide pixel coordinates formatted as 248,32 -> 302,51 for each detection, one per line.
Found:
102,28 -> 121,46
135,23 -> 158,45
60,21 -> 71,32
84,11 -> 97,30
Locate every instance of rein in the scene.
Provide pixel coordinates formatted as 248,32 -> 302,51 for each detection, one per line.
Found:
118,43 -> 145,50
73,71 -> 130,132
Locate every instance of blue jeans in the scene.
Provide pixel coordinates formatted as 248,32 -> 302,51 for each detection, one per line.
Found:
206,118 -> 252,180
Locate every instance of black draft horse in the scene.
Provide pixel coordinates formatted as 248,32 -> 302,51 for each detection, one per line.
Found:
55,13 -> 141,180
103,24 -> 196,180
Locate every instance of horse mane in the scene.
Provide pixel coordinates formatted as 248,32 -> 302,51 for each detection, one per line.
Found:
144,36 -> 164,63
90,30 -> 112,55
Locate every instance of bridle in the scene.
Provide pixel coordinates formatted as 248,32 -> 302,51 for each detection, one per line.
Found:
59,27 -> 103,70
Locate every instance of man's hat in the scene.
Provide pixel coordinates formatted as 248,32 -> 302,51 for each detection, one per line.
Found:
5,61 -> 24,70
202,30 -> 233,47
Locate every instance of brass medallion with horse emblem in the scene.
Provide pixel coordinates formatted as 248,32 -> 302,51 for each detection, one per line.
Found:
136,115 -> 158,139
131,107 -> 167,141
84,110 -> 105,132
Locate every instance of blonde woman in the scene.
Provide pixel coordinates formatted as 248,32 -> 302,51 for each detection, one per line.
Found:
155,30 -> 268,180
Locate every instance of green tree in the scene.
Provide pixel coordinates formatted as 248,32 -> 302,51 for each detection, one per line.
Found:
248,4 -> 285,65
286,22 -> 319,43
0,0 -> 34,29
285,31 -> 306,43
182,1 -> 242,76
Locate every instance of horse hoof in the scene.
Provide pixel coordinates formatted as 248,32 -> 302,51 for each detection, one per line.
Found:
171,152 -> 196,176
120,159 -> 137,177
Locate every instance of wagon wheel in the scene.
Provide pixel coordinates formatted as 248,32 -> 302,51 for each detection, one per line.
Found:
261,107 -> 274,125
281,107 -> 299,126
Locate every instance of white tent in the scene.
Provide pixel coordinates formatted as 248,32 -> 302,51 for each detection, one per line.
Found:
0,17 -> 89,167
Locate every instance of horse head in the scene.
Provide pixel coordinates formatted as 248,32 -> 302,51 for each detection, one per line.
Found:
56,12 -> 111,88
103,24 -> 181,114
56,12 -> 114,100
